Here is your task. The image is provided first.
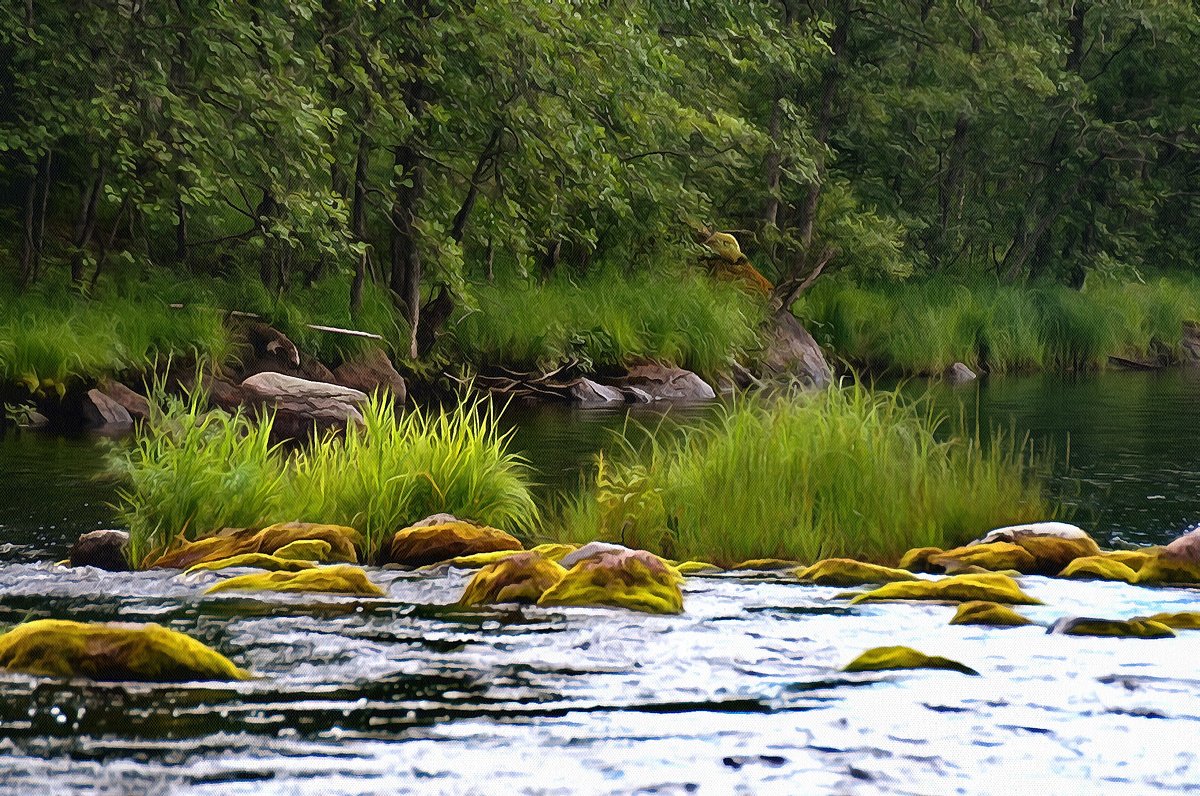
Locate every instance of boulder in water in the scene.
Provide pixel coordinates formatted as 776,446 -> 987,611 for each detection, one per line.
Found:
931,542 -> 1037,574
1057,556 -> 1139,584
69,529 -> 131,572
0,619 -> 249,682
147,522 -> 359,570
612,364 -> 716,402
1139,612 -> 1200,630
205,565 -> 385,597
848,572 -> 1041,605
186,554 -> 317,574
539,549 -> 684,614
795,558 -> 920,587
459,552 -> 567,606
949,601 -> 1033,627
272,539 -> 335,562
386,520 -> 523,567
559,541 -> 632,568
1048,617 -> 1175,639
897,546 -> 945,574
1134,552 -> 1200,586
944,362 -> 977,385
843,645 -> 979,675
760,311 -> 833,389
970,522 -> 1101,574
81,388 -> 133,430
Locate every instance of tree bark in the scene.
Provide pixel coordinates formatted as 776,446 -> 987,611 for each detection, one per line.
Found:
451,126 -> 501,244
70,161 -> 106,285
390,140 -> 426,359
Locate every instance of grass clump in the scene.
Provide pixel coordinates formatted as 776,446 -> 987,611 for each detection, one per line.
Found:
554,385 -> 1051,567
449,267 -> 766,377
111,388 -> 537,566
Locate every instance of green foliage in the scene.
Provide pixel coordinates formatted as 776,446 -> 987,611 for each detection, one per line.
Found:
794,275 -> 1200,374
111,389 -> 537,564
554,386 -> 1051,567
449,268 -> 766,377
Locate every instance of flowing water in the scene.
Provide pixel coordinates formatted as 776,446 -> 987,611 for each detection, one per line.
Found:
1,372 -> 1198,794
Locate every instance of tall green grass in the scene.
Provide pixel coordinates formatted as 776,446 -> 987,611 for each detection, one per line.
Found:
110,388 -> 537,565
553,385 -> 1052,566
449,268 -> 767,377
793,275 -> 1200,375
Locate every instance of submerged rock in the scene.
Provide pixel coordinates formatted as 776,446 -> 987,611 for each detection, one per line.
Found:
567,378 -> 625,404
897,547 -> 945,574
432,550 -> 528,570
848,573 -> 1041,605
1057,556 -> 1139,584
944,362 -> 977,385
0,619 -> 249,682
1048,617 -> 1176,639
205,565 -> 385,597
68,529 -> 131,572
186,554 -> 317,574
1140,612 -> 1200,630
949,601 -> 1033,627
386,521 -> 522,567
931,542 -> 1037,574
538,549 -> 684,614
459,552 -> 567,606
147,522 -> 359,570
843,645 -> 979,676
970,522 -> 1101,575
795,558 -> 920,587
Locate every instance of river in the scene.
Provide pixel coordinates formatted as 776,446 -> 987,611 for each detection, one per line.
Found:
1,371 -> 1198,794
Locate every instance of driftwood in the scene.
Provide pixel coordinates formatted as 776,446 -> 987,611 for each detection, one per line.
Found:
167,304 -> 383,340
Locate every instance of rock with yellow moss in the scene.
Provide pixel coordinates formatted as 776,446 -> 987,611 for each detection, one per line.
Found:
848,572 -> 1041,605
843,645 -> 979,676
732,558 -> 802,572
538,549 -> 685,614
971,522 -> 1101,575
1101,549 -> 1157,572
1134,552 -> 1200,586
930,542 -> 1037,574
0,619 -> 249,682
949,601 -> 1033,627
898,547 -> 946,574
795,558 -> 920,587
205,565 -> 385,597
273,539 -> 335,562
386,520 -> 522,567
530,543 -> 579,562
673,561 -> 723,576
186,554 -> 317,574
459,552 -> 567,606
1139,612 -> 1200,630
431,549 -> 528,570
1048,616 -> 1175,639
147,522 -> 359,569
1057,556 -> 1139,584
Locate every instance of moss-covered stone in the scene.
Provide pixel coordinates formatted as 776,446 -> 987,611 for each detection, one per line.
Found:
186,554 -> 317,574
930,542 -> 1037,574
949,600 -> 1033,627
147,522 -> 358,569
1049,617 -> 1176,639
1101,549 -> 1157,572
731,558 -> 801,571
529,543 -> 579,562
0,619 -> 249,682
1134,553 -> 1200,586
842,645 -> 979,675
273,539 -> 335,562
386,521 -> 522,567
1013,534 -> 1102,574
205,565 -> 385,597
459,552 -> 567,606
897,547 -> 946,574
538,549 -> 684,614
673,561 -> 723,576
848,573 -> 1042,605
1057,556 -> 1139,583
1140,612 -> 1200,630
795,558 -> 921,587
432,549 -> 528,570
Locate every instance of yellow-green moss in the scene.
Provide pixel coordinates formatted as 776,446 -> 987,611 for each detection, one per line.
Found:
848,573 -> 1042,605
1140,612 -> 1200,629
673,561 -> 723,576
949,600 -> 1033,627
186,554 -> 317,574
205,565 -> 385,597
273,539 -> 335,562
897,547 -> 945,574
795,558 -> 920,587
931,542 -> 1037,574
843,645 -> 979,675
387,521 -> 522,567
1101,549 -> 1156,572
1057,556 -> 1139,584
148,522 -> 358,569
429,550 -> 527,570
1051,617 -> 1175,639
538,550 -> 684,614
1010,534 -> 1102,575
731,558 -> 801,571
1134,554 -> 1200,586
530,543 -> 578,562
0,619 -> 249,682
459,552 -> 567,606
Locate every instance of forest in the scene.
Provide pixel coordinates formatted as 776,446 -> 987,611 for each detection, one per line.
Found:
2,0 -> 1198,383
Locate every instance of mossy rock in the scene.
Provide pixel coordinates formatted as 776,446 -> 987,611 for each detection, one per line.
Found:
1049,617 -> 1176,639
0,619 -> 249,682
186,554 -> 317,575
930,542 -> 1037,574
795,558 -> 920,587
673,561 -> 723,576
1057,556 -> 1138,584
273,539 -> 335,562
529,543 -> 579,562
205,565 -> 385,597
897,547 -> 945,574
1140,612 -> 1200,630
459,552 -> 567,606
731,558 -> 801,571
147,522 -> 358,569
386,521 -> 522,567
843,645 -> 979,676
1134,553 -> 1200,586
1013,534 -> 1103,574
848,573 -> 1042,605
1101,549 -> 1156,572
538,549 -> 684,614
430,549 -> 528,570
949,601 -> 1033,627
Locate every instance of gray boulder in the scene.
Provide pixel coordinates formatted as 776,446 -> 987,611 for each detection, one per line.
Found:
1183,321 -> 1200,366
568,378 -> 625,404
97,379 -> 151,421
944,362 -> 977,385
240,372 -> 368,439
760,312 -> 832,389
614,364 -> 716,402
81,389 -> 133,429
69,529 -> 131,571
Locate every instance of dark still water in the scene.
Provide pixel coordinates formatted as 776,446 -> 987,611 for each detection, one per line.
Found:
1,370 -> 1198,558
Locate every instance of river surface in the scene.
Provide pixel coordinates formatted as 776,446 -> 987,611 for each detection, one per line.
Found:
1,371 -> 1199,794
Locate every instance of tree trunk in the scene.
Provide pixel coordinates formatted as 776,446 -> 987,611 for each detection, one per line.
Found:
350,129 -> 371,316
70,161 -> 107,285
390,140 -> 426,360
451,126 -> 501,244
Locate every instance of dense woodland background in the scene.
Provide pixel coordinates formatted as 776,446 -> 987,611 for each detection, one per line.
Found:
1,0 -> 1198,361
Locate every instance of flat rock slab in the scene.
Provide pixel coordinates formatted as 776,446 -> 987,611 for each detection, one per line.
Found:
614,364 -> 716,402
81,388 -> 133,429
240,372 -> 367,438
